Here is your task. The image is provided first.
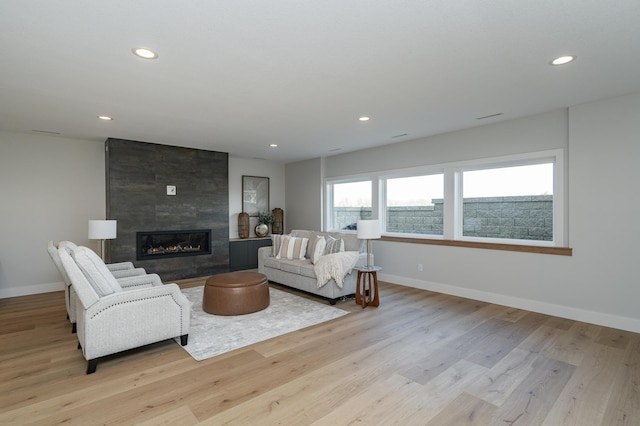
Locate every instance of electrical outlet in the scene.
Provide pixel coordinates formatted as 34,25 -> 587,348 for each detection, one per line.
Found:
417,263 -> 423,272
166,185 -> 176,196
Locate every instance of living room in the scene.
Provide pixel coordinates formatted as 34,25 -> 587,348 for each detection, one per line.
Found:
0,0 -> 639,331
3,91 -> 639,332
1,1 -> 640,423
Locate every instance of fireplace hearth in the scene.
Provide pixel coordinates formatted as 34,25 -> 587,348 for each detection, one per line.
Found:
136,230 -> 211,261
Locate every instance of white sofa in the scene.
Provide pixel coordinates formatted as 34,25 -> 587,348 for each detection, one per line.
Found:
258,229 -> 367,304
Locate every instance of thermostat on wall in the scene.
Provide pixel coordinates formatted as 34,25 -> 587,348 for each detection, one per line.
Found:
166,185 -> 176,196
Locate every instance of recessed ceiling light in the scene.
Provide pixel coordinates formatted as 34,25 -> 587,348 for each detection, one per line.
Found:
132,47 -> 159,60
269,144 -> 278,148
359,116 -> 370,121
97,115 -> 113,121
550,55 -> 575,66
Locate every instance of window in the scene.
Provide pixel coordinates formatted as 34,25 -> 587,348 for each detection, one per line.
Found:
383,173 -> 444,236
461,162 -> 553,241
325,149 -> 564,248
327,179 -> 372,231
460,163 -> 554,243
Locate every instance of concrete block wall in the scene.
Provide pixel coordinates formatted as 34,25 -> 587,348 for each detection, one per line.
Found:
335,195 -> 552,241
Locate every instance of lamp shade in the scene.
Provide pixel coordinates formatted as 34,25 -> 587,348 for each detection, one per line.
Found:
357,220 -> 381,240
88,220 -> 117,240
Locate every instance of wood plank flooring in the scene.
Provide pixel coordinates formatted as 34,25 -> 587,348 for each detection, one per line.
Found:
1,278 -> 639,425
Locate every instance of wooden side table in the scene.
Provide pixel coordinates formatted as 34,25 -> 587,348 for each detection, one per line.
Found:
354,266 -> 381,308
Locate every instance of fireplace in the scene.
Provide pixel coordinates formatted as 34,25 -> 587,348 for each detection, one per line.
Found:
136,230 -> 211,261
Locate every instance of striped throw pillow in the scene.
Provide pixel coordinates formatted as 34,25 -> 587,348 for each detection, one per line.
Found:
271,234 -> 289,257
324,236 -> 345,255
277,236 -> 309,260
308,236 -> 327,264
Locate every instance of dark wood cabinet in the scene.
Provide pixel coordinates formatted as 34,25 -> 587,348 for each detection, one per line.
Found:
229,237 -> 272,271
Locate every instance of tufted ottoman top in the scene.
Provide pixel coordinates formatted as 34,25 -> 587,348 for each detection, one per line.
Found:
203,272 -> 269,315
205,271 -> 267,288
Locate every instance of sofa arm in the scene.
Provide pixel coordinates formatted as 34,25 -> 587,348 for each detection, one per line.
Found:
111,268 -> 147,279
82,283 -> 190,360
257,246 -> 273,273
117,273 -> 164,289
106,261 -> 135,272
87,283 -> 188,317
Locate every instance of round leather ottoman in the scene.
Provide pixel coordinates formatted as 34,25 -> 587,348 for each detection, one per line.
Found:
202,272 -> 270,315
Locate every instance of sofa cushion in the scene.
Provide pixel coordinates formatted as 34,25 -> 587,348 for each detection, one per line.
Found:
72,246 -> 123,296
277,236 -> 309,260
298,262 -> 317,279
278,259 -> 303,274
291,230 -> 313,240
328,232 -> 361,252
307,235 -> 327,264
290,229 -> 364,253
263,256 -> 282,269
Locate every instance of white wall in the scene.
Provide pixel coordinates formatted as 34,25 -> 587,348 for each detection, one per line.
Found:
0,134 -> 287,298
0,131 -> 105,298
292,95 -> 640,332
566,92 -> 640,326
284,157 -> 324,231
324,109 -> 568,177
227,157 -> 285,238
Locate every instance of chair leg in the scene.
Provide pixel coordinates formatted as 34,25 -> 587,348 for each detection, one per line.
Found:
180,334 -> 189,346
77,342 -> 81,350
86,359 -> 98,374
72,322 -> 77,334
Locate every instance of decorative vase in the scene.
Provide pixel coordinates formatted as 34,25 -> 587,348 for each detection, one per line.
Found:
238,212 -> 250,239
255,223 -> 269,238
272,208 -> 283,234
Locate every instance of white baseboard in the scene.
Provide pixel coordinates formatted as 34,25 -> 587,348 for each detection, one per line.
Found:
379,273 -> 640,334
0,281 -> 64,299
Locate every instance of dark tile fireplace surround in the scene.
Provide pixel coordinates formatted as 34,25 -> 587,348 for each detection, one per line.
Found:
106,138 -> 229,281
136,229 -> 211,261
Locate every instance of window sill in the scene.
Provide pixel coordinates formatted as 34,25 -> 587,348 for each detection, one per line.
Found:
380,236 -> 572,256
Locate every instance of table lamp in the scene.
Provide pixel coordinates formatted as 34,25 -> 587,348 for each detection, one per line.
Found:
88,219 -> 117,261
357,219 -> 381,269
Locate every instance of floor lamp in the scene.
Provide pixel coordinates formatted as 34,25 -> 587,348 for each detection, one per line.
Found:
88,220 -> 117,261
357,219 -> 381,269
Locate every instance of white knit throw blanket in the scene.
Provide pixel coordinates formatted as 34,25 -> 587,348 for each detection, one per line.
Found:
313,251 -> 360,288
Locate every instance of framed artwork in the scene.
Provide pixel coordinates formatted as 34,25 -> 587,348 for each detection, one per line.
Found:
242,175 -> 269,217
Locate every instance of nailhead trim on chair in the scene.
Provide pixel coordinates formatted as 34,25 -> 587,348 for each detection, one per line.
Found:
89,294 -> 187,332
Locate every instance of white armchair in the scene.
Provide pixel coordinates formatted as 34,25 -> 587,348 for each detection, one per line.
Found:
58,245 -> 190,374
47,240 -> 148,332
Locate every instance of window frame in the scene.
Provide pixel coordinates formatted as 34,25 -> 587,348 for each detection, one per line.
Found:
379,168 -> 446,239
325,149 -> 566,248
324,176 -> 375,232
453,150 -> 564,247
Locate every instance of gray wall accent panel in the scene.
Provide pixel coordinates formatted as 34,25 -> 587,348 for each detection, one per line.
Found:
106,138 -> 229,281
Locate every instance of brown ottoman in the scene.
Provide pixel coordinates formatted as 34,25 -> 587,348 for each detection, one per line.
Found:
203,272 -> 270,315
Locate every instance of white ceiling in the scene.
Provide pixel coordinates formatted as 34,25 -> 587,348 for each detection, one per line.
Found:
2,1 -> 639,163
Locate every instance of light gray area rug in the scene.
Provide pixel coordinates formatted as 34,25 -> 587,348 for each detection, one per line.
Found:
175,286 -> 349,361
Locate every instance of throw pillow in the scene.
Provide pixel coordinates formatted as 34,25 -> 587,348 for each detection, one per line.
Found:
324,236 -> 345,255
277,236 -> 309,260
308,236 -> 327,264
271,234 -> 289,257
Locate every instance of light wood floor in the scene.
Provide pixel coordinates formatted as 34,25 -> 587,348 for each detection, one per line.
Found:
1,278 -> 639,425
